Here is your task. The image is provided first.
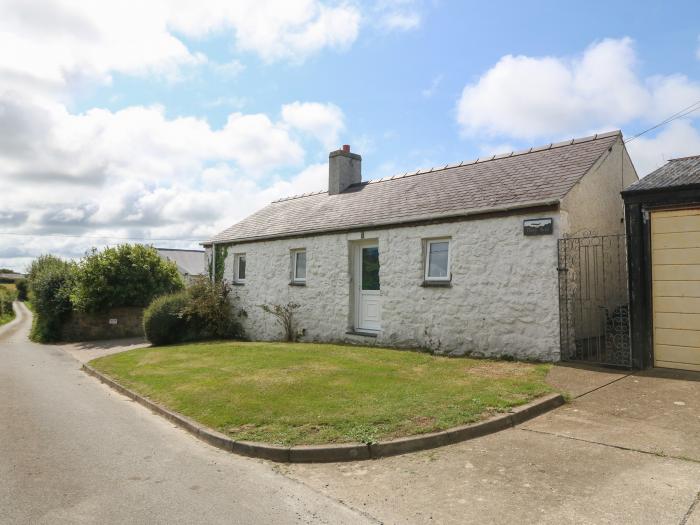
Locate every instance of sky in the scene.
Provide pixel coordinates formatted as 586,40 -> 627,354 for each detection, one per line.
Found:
1,0 -> 700,271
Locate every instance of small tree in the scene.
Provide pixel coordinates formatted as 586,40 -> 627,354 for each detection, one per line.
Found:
71,244 -> 183,313
27,255 -> 75,342
15,278 -> 28,301
260,302 -> 301,342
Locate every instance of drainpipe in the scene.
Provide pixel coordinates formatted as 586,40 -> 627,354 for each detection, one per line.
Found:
211,242 -> 216,283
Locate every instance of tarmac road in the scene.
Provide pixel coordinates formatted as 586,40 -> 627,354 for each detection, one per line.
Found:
0,302 -> 374,525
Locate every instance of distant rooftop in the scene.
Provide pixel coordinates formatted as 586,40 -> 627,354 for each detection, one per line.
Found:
156,248 -> 206,276
623,155 -> 700,193
0,272 -> 25,280
209,130 -> 622,244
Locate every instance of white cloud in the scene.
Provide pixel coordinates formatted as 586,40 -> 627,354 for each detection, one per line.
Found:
456,38 -> 700,140
421,74 -> 443,98
0,91 -> 343,269
373,0 -> 422,32
281,102 -> 346,149
211,60 -> 246,78
626,120 -> 700,176
0,0 -> 361,94
381,12 -> 421,31
0,0 -> 361,270
164,0 -> 361,63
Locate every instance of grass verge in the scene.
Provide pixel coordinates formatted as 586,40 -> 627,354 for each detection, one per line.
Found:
0,310 -> 15,327
91,341 -> 553,446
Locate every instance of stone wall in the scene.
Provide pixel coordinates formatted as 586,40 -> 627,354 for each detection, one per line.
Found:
213,210 -> 562,361
60,307 -> 144,342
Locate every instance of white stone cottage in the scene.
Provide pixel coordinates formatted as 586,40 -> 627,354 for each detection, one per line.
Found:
204,131 -> 638,361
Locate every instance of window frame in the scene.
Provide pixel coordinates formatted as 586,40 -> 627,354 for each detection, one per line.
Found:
291,248 -> 307,284
233,253 -> 246,283
424,238 -> 451,282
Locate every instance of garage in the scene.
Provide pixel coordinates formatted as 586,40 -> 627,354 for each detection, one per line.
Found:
623,156 -> 700,370
651,208 -> 700,370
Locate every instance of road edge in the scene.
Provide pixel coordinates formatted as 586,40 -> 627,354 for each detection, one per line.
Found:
82,363 -> 565,463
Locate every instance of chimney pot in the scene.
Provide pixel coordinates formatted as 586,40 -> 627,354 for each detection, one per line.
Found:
342,144 -> 350,153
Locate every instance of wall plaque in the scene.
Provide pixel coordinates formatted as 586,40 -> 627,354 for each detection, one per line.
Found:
523,218 -> 553,236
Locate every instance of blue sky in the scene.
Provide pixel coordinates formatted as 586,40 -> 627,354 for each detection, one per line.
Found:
1,0 -> 699,270
75,1 -> 700,177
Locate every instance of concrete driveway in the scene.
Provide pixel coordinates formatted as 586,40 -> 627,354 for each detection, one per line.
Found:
281,365 -> 700,524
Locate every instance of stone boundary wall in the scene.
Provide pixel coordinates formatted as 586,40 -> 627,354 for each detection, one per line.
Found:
60,307 -> 144,342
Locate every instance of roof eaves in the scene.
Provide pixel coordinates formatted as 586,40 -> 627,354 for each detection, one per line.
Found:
621,181 -> 700,196
205,198 -> 560,245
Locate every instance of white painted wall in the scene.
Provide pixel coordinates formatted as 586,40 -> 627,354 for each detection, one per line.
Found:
560,137 -> 639,237
210,210 -> 562,362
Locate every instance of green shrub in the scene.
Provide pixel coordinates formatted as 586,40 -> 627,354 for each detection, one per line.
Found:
0,286 -> 16,322
260,302 -> 301,342
71,244 -> 183,313
144,277 -> 243,346
27,255 -> 75,342
15,278 -> 28,301
143,291 -> 190,346
180,277 -> 242,340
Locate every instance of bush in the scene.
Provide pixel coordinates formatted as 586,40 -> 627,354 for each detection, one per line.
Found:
260,302 -> 301,342
180,277 -> 242,340
143,277 -> 243,346
143,291 -> 190,346
71,244 -> 183,313
0,286 -> 15,320
15,278 -> 28,301
27,255 -> 75,342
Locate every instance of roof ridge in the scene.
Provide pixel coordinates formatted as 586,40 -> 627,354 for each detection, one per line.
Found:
668,154 -> 700,162
271,130 -> 621,203
155,247 -> 205,252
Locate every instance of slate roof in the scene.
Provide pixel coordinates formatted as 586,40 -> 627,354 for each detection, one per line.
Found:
209,131 -> 621,244
622,155 -> 700,193
156,248 -> 206,276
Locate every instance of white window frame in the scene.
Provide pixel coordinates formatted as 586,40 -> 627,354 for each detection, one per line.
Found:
424,238 -> 451,281
233,253 -> 246,283
291,249 -> 306,283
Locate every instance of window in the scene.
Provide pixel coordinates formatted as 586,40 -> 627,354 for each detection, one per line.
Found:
292,249 -> 306,283
233,253 -> 246,283
424,239 -> 451,281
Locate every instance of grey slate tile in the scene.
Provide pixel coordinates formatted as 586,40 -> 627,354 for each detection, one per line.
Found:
209,132 -> 621,244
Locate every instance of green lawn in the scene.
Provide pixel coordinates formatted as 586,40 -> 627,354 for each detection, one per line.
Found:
91,342 -> 553,446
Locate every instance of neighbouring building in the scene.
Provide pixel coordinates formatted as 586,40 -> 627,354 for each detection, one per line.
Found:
0,272 -> 26,283
156,248 -> 206,283
623,156 -> 700,371
204,131 -> 638,361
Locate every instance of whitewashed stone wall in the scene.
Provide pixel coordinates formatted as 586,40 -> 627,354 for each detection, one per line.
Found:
212,211 -> 562,361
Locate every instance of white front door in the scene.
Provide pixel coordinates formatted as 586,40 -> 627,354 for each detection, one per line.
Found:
355,243 -> 381,331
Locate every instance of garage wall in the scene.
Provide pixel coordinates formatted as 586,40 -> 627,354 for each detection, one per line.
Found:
208,210 -> 562,362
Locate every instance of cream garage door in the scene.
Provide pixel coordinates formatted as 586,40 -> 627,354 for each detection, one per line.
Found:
652,208 -> 700,371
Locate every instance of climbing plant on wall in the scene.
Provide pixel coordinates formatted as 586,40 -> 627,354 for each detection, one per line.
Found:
213,244 -> 229,283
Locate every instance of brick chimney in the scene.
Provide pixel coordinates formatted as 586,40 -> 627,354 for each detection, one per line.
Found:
328,144 -> 361,195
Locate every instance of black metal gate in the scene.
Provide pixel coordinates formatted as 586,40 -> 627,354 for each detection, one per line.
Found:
558,234 -> 632,367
